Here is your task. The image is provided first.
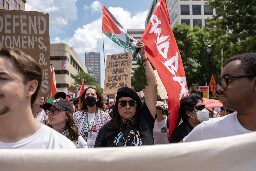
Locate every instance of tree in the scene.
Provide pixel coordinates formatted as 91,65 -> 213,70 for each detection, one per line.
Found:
70,71 -> 103,94
131,58 -> 147,92
208,0 -> 256,61
173,24 -> 217,86
210,0 -> 256,41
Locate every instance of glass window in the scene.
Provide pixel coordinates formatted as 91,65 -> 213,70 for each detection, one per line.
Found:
204,5 -> 213,15
5,1 -> 9,9
180,5 -> 190,15
181,19 -> 190,25
0,0 -> 4,6
192,5 -> 201,15
18,4 -> 20,10
13,0 -> 17,8
193,19 -> 202,27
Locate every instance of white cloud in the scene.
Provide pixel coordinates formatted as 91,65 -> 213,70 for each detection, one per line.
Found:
51,6 -> 148,86
26,0 -> 78,32
90,1 -> 101,12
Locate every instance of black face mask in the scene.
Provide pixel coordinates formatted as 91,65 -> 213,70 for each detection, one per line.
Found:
85,96 -> 97,107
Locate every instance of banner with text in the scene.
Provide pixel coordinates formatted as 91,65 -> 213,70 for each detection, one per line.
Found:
104,52 -> 132,95
0,10 -> 50,97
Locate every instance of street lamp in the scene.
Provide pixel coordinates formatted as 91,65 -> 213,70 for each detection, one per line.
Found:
206,45 -> 212,84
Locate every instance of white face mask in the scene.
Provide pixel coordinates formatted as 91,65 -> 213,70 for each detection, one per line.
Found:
196,109 -> 209,122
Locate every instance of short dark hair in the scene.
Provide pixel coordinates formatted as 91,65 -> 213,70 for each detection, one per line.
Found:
225,53 -> 256,75
178,94 -> 202,124
0,48 -> 42,105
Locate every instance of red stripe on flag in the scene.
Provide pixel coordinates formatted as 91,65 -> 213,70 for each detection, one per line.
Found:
142,0 -> 188,139
102,5 -> 121,34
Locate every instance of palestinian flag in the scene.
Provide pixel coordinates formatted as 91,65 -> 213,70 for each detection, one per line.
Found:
102,5 -> 137,52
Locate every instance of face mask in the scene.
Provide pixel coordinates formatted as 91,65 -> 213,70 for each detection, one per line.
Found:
196,109 -> 209,122
85,96 -> 97,107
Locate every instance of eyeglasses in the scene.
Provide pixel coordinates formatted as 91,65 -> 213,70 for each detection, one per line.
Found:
118,100 -> 137,107
221,74 -> 256,90
194,104 -> 205,111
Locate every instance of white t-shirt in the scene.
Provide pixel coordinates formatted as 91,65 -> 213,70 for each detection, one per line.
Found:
153,115 -> 169,144
183,112 -> 252,142
35,109 -> 47,124
0,125 -> 76,149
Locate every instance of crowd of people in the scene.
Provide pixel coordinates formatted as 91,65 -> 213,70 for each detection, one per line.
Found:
0,41 -> 255,149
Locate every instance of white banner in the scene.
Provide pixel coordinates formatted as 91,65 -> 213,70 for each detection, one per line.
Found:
1,132 -> 256,171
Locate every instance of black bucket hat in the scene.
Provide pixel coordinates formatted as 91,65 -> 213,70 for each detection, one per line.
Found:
116,87 -> 142,107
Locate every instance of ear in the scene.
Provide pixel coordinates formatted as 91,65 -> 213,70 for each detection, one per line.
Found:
26,80 -> 39,97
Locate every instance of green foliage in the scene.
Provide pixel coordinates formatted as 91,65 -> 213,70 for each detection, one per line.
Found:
71,71 -> 103,94
173,24 -> 214,86
131,58 -> 147,92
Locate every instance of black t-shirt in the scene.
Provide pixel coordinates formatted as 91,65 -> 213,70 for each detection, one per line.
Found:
169,121 -> 193,143
95,103 -> 155,147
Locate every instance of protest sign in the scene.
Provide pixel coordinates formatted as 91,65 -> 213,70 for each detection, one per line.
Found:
0,10 -> 50,97
104,52 -> 132,95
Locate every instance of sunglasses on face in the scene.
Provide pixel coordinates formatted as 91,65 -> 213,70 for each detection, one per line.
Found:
194,104 -> 205,111
118,100 -> 137,107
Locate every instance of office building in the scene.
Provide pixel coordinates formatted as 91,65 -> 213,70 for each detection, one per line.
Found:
146,0 -> 216,27
0,0 -> 26,10
127,29 -> 144,76
85,52 -> 101,84
50,43 -> 88,93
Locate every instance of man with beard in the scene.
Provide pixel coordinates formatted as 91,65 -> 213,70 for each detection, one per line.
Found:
0,48 -> 75,149
183,53 -> 256,142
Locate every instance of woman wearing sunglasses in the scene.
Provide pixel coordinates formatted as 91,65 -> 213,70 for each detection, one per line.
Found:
47,99 -> 87,148
169,94 -> 209,143
95,41 -> 157,147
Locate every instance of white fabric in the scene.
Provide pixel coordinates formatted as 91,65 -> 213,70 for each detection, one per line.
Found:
0,132 -> 256,171
76,136 -> 88,149
153,115 -> 168,144
0,125 -> 76,149
183,112 -> 251,142
35,110 -> 47,124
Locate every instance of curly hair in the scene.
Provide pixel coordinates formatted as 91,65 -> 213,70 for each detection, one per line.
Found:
80,86 -> 104,111
177,94 -> 202,126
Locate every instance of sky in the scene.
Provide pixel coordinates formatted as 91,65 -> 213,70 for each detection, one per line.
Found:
26,0 -> 153,86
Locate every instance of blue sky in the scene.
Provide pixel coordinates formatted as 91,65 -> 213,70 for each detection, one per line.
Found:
26,0 -> 153,86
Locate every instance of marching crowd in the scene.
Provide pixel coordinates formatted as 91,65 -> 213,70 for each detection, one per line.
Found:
0,41 -> 256,149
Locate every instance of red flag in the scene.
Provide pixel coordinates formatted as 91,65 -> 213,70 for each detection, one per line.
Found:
209,74 -> 217,97
102,4 -> 137,51
50,65 -> 57,98
76,79 -> 84,98
142,0 -> 188,138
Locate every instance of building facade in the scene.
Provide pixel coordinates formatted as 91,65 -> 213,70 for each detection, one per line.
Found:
127,29 -> 144,76
146,0 -> 215,27
50,43 -> 88,93
85,52 -> 101,84
0,0 -> 26,10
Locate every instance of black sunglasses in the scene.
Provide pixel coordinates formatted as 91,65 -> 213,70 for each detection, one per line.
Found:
194,104 -> 205,111
221,74 -> 256,90
118,100 -> 137,107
